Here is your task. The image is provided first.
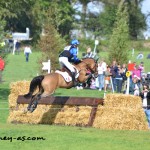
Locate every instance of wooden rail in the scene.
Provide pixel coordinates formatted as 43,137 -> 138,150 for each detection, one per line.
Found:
17,95 -> 104,126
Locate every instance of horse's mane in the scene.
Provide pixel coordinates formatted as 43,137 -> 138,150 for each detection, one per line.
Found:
82,57 -> 97,62
82,57 -> 95,60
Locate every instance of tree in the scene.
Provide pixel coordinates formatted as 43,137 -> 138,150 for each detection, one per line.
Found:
108,0 -> 130,64
97,4 -> 117,37
127,0 -> 146,39
99,0 -> 146,39
0,0 -> 75,43
38,22 -> 66,71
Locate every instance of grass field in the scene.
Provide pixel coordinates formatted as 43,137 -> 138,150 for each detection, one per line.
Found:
0,50 -> 150,150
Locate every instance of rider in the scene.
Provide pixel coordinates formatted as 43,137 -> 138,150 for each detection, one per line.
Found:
59,39 -> 81,86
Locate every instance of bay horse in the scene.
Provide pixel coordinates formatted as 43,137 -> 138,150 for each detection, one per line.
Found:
24,58 -> 98,112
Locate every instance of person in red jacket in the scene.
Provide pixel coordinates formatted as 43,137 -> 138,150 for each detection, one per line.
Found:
0,57 -> 5,82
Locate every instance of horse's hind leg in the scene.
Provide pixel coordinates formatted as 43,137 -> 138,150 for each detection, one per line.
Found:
27,95 -> 36,112
27,93 -> 41,113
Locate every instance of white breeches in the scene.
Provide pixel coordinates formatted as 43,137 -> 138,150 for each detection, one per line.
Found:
59,57 -> 75,72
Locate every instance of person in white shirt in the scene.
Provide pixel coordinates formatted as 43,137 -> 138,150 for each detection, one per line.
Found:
97,59 -> 106,91
24,45 -> 32,62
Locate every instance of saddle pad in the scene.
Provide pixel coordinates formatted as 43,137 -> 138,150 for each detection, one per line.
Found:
55,70 -> 72,82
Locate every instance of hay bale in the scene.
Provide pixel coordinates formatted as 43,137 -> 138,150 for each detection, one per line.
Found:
8,104 -> 61,124
104,94 -> 142,109
54,106 -> 91,126
8,104 -> 92,126
93,94 -> 148,130
8,81 -> 149,130
9,81 -> 30,108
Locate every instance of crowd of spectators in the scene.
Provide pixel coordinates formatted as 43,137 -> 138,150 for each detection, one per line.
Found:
83,59 -> 149,95
77,57 -> 150,128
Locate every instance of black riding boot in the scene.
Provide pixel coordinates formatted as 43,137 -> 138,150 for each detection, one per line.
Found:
71,72 -> 78,87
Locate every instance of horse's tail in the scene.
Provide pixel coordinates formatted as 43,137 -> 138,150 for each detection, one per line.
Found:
24,75 -> 44,98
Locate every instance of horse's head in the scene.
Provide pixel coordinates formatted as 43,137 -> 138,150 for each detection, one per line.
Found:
82,58 -> 99,76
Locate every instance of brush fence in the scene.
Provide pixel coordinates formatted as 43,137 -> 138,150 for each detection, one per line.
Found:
8,81 -> 149,130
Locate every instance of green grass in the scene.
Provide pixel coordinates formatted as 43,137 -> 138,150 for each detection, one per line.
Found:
3,52 -> 41,83
0,50 -> 150,150
97,50 -> 150,72
0,124 -> 150,150
130,51 -> 150,72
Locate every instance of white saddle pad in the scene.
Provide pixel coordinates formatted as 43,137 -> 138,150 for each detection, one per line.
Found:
55,70 -> 79,82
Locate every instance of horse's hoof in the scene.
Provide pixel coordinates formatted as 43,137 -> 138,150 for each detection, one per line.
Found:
29,107 -> 35,113
29,104 -> 36,113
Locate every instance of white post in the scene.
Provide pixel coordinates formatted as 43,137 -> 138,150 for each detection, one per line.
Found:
93,45 -> 97,55
103,92 -> 106,99
126,76 -> 130,94
132,48 -> 134,57
126,60 -> 131,94
110,76 -> 114,93
42,59 -> 51,73
12,39 -> 17,55
47,59 -> 51,73
93,40 -> 99,56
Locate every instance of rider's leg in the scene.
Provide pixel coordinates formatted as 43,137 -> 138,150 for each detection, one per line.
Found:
71,72 -> 78,86
59,57 -> 78,86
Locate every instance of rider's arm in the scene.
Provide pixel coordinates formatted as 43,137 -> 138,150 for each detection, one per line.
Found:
71,48 -> 80,62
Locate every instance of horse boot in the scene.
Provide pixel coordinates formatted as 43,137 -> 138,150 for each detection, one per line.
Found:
71,72 -> 78,87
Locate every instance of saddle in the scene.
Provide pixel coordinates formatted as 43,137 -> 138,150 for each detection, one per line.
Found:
55,66 -> 79,83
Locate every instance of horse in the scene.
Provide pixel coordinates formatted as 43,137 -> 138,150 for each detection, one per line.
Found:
24,58 -> 98,112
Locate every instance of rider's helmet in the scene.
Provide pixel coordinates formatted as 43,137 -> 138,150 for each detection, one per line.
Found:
71,39 -> 79,46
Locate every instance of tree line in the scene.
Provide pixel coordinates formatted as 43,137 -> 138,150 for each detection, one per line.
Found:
0,0 -> 149,69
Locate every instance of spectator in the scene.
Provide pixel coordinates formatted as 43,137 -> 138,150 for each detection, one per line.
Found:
121,63 -> 128,93
138,62 -> 144,73
104,66 -> 112,92
24,45 -> 32,62
139,84 -> 150,128
15,40 -> 21,55
132,65 -> 142,88
115,64 -> 123,93
90,77 -> 96,89
110,60 -> 118,92
139,62 -> 145,83
129,77 -> 140,96
83,47 -> 93,58
8,39 -> 13,53
0,57 -> 5,82
97,60 -> 105,91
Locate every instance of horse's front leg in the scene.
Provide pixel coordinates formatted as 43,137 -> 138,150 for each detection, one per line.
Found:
78,73 -> 92,83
